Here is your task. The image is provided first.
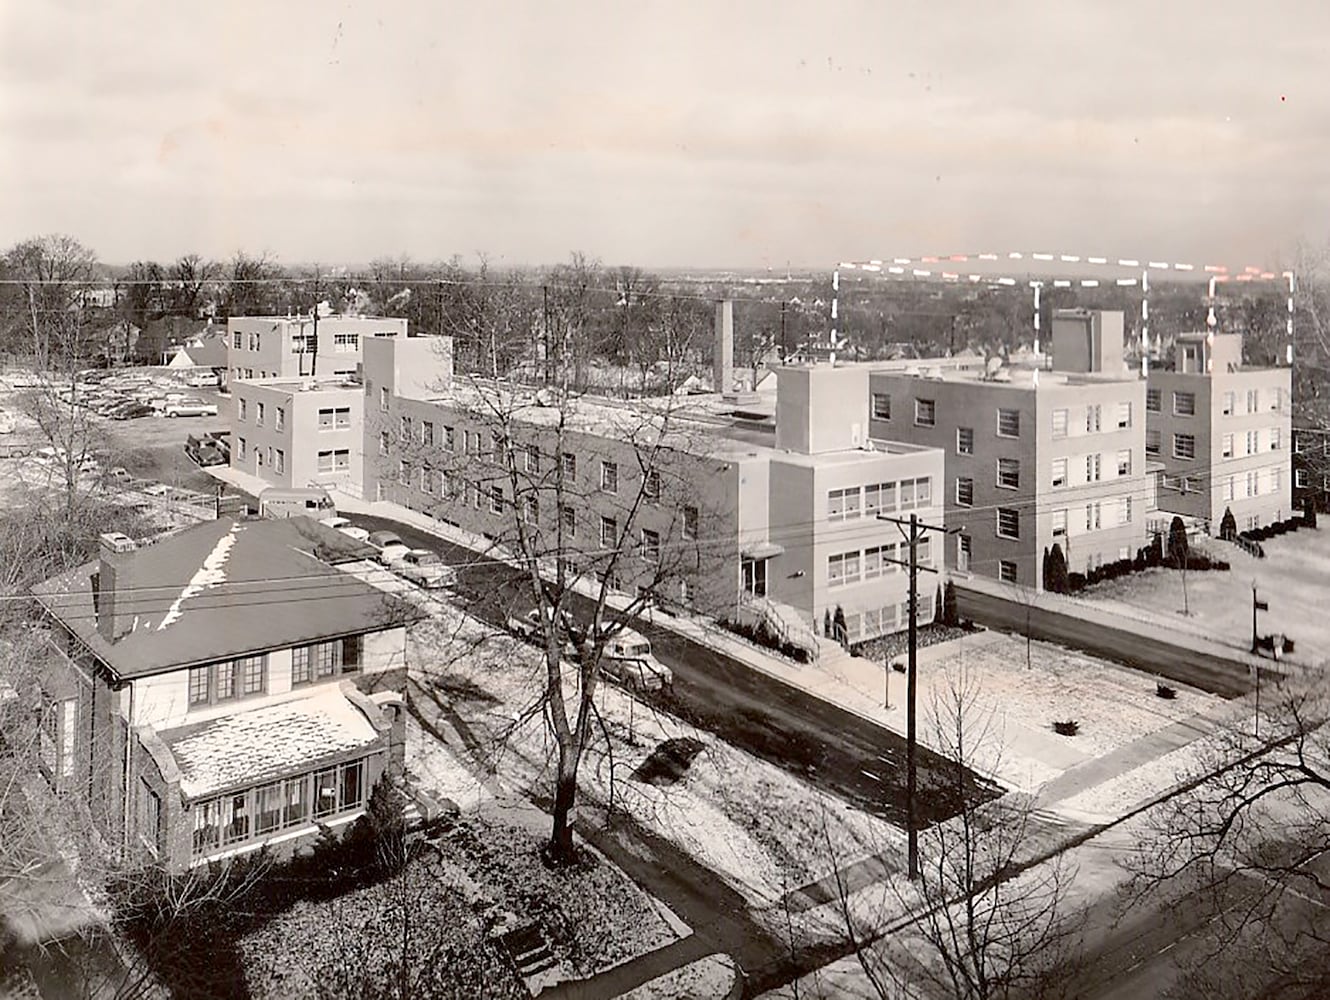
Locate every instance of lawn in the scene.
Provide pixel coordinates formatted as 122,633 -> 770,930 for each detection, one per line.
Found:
407,614 -> 906,907
1074,527 -> 1330,666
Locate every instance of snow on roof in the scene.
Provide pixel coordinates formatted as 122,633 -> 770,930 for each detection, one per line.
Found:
32,517 -> 423,679
157,523 -> 239,630
161,687 -> 380,798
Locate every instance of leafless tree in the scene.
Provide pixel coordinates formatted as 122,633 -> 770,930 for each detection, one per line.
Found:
1128,671 -> 1330,999
3,235 -> 99,370
832,668 -> 1078,1000
167,254 -> 216,319
220,251 -> 284,318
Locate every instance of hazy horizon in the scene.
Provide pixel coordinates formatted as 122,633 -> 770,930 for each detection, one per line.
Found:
4,1 -> 1326,271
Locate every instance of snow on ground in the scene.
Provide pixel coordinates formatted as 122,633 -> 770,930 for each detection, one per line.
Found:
405,714 -> 494,812
408,616 -> 905,906
620,954 -> 740,999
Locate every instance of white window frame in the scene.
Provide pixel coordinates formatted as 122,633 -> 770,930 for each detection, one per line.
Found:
955,477 -> 974,507
996,457 -> 1019,490
1051,408 -> 1068,439
1173,391 -> 1196,417
871,393 -> 891,420
956,427 -> 974,455
996,408 -> 1020,438
1173,433 -> 1196,460
996,507 -> 1020,539
914,398 -> 936,427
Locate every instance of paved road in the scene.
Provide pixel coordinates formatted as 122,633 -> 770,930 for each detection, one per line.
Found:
350,511 -> 998,828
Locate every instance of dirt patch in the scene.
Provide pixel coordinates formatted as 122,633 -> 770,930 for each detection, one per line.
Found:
631,737 -> 707,786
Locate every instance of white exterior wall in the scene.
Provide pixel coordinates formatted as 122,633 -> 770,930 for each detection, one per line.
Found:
129,626 -> 406,729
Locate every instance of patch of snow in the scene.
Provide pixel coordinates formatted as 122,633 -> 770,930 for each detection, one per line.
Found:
405,715 -> 493,812
620,953 -> 738,1000
156,523 -> 241,630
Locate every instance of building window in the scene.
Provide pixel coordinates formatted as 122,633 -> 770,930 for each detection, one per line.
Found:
274,449 -> 285,474
237,437 -> 247,462
1120,496 -> 1133,525
237,398 -> 247,421
1270,427 -> 1282,451
137,780 -> 161,855
523,444 -> 539,473
418,421 -> 434,447
188,666 -> 209,706
561,505 -> 576,537
1270,388 -> 1282,412
863,543 -> 892,579
828,486 -> 861,522
1296,468 -> 1308,488
378,431 -> 389,456
996,458 -> 1020,489
641,529 -> 661,563
399,415 -> 410,442
190,656 -> 266,706
828,550 -> 861,587
595,459 -> 617,493
682,506 -> 698,540
232,331 -> 243,349
864,481 -> 895,517
292,637 -> 361,685
1247,471 -> 1258,497
871,393 -> 891,420
1051,408 -> 1068,439
996,507 -> 1020,539
599,515 -> 617,548
956,427 -> 974,454
1145,429 -> 1161,455
1086,405 -> 1101,433
1086,453 -> 1102,482
1247,389 -> 1259,413
1224,476 -> 1235,502
898,477 -> 932,511
998,561 -> 1018,584
1221,433 -> 1234,459
469,482 -> 481,509
333,332 -> 359,352
1222,391 -> 1235,416
1247,430 -> 1259,455
1146,388 -> 1161,413
1173,433 -> 1196,460
914,399 -> 936,427
1117,402 -> 1132,429
562,452 -> 577,479
443,426 -> 455,451
490,432 -> 506,464
1086,501 -> 1102,531
520,494 -> 538,524
317,449 -> 350,472
255,402 -> 265,426
397,460 -> 408,485
955,477 -> 974,507
1271,467 -> 1282,492
1052,509 -> 1067,538
420,467 -> 433,494
379,387 -> 389,411
644,468 -> 661,503
1173,392 -> 1196,417
1116,449 -> 1131,476
996,408 -> 1020,438
489,485 -> 503,515
1051,458 -> 1068,488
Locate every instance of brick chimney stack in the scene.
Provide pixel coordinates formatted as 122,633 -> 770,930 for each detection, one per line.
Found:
714,299 -> 734,396
95,532 -> 138,643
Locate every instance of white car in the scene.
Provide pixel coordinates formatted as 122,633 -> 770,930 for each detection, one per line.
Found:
318,516 -> 370,543
366,530 -> 411,566
164,397 -> 219,418
393,549 -> 458,590
184,371 -> 221,388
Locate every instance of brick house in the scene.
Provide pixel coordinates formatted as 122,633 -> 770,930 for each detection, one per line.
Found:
31,516 -> 423,872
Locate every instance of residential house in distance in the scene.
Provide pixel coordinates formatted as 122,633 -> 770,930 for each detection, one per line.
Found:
866,310 -> 1150,589
1293,426 -> 1330,513
1145,331 -> 1292,532
359,310 -> 947,645
229,376 -> 364,494
227,314 -> 409,384
31,517 -> 422,872
166,324 -> 230,380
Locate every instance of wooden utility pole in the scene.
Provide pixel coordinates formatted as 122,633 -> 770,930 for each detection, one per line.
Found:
877,509 -> 956,881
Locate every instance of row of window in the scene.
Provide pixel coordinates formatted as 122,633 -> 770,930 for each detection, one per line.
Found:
828,538 -> 932,587
826,477 -> 933,522
1219,468 -> 1284,502
236,398 -> 285,430
1051,402 -> 1133,438
1146,387 -> 1284,416
1048,498 -> 1133,537
872,394 -> 1023,437
231,330 -> 364,355
187,639 -> 362,707
1146,429 -> 1283,461
191,758 -> 368,858
834,593 -> 936,644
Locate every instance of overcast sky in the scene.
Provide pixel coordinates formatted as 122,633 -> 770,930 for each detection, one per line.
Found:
2,1 -> 1326,270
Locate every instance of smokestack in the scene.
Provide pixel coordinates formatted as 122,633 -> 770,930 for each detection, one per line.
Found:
96,532 -> 138,643
714,299 -> 734,396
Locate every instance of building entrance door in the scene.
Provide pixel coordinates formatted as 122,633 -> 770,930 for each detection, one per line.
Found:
741,557 -> 768,598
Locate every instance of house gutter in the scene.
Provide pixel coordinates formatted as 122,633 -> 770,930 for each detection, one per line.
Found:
121,679 -> 135,857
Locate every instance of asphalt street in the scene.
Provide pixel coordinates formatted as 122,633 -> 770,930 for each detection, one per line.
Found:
348,511 -> 1000,827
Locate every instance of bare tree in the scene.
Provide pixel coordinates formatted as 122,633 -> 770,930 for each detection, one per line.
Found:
220,251 -> 284,318
3,235 -> 99,370
167,254 -> 216,319
1129,672 -> 1330,999
834,668 -> 1078,1000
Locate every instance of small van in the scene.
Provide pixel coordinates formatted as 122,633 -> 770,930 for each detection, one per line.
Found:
258,487 -> 336,519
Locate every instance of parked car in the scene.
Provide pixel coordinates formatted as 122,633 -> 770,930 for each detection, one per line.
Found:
184,434 -> 228,466
598,627 -> 673,692
365,530 -> 411,565
164,397 -> 219,418
506,607 -> 578,653
258,487 -> 335,519
393,549 -> 458,589
183,370 -> 221,388
110,403 -> 154,420
318,516 -> 371,542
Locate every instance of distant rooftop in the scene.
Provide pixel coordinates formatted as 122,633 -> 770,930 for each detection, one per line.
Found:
241,376 -> 363,394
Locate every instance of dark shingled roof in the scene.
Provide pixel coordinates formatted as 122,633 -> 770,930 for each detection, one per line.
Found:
32,517 -> 424,679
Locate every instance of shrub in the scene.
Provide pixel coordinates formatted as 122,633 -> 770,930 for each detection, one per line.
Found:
1053,720 -> 1080,736
1046,543 -> 1069,594
1219,507 -> 1238,541
833,605 -> 847,646
1149,533 -> 1164,566
823,608 -> 832,638
1156,683 -> 1177,700
1167,516 -> 1189,567
1067,572 -> 1086,592
892,661 -> 907,674
942,580 -> 959,626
